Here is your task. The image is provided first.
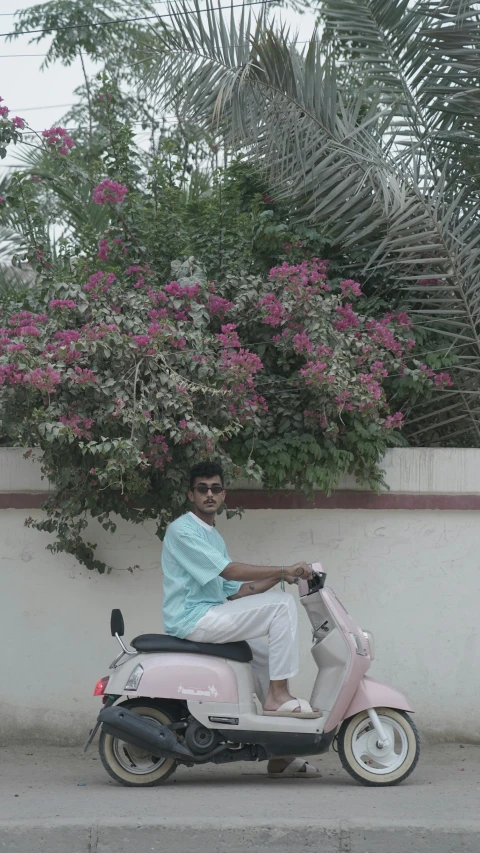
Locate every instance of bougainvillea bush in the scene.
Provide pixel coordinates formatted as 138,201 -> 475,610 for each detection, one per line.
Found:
0,98 -> 452,572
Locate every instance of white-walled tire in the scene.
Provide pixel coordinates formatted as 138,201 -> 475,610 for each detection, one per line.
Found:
99,701 -> 177,787
338,708 -> 420,787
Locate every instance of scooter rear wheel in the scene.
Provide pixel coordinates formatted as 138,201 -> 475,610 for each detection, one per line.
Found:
337,708 -> 420,786
99,700 -> 178,787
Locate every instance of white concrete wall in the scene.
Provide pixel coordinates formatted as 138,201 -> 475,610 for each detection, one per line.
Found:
1,448 -> 479,744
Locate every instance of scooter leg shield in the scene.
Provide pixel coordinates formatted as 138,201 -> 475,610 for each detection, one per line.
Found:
97,705 -> 194,759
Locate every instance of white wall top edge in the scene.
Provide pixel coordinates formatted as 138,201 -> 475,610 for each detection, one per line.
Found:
1,446 -> 480,496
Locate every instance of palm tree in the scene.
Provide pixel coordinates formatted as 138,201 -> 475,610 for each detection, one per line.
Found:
142,0 -> 480,445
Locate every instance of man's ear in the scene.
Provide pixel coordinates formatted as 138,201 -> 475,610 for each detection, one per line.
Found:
187,490 -> 195,504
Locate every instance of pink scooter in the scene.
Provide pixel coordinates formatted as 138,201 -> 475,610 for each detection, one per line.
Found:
85,565 -> 420,786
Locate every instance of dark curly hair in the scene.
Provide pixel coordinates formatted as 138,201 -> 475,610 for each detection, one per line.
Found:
189,461 -> 225,490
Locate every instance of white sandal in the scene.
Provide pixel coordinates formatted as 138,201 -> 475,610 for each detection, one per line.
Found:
268,757 -> 319,778
263,698 -> 322,719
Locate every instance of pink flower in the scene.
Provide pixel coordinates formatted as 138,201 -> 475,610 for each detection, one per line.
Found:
97,238 -> 110,261
147,435 -> 172,468
365,319 -> 403,357
339,279 -> 363,298
370,360 -> 388,379
49,299 -> 77,310
391,312 -> 412,329
334,391 -> 351,407
42,126 -> 75,155
6,343 -> 26,352
70,367 -> 98,385
207,295 -> 234,318
170,335 -> 186,350
83,271 -> 116,296
419,364 -> 435,379
24,367 -> 61,393
333,304 -> 360,331
92,179 -> 128,205
299,360 -> 327,384
0,364 -> 24,386
292,332 -> 314,354
419,277 -> 439,287
9,311 -> 47,328
11,116 -> 24,129
385,412 -> 404,429
0,105 -> 9,118
434,372 -> 454,388
132,335 -> 151,347
357,373 -> 383,401
258,293 -> 286,327
304,410 -> 328,429
16,325 -> 41,337
164,280 -> 200,299
0,196 -> 4,205
54,329 -> 81,345
59,411 -> 94,439
216,324 -> 241,348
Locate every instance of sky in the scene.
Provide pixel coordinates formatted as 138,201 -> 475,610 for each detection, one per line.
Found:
0,0 -> 319,172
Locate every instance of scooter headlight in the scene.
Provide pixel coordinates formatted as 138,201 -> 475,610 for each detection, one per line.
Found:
362,630 -> 375,660
124,663 -> 144,691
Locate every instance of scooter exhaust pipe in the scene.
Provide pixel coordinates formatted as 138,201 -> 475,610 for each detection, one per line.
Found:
98,706 -> 194,760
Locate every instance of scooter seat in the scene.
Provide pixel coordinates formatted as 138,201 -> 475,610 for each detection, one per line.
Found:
130,633 -> 253,663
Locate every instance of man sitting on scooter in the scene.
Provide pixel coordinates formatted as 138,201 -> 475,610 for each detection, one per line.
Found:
161,460 -> 321,777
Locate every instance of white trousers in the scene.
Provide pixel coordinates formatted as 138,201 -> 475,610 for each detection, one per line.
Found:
186,590 -> 299,703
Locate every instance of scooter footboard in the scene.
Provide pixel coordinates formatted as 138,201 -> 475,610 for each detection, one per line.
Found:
338,676 -> 414,727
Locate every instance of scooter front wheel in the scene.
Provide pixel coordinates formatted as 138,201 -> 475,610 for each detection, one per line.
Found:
99,700 -> 178,787
337,708 -> 420,787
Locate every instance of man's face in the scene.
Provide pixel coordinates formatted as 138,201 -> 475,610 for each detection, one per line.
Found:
188,475 -> 226,517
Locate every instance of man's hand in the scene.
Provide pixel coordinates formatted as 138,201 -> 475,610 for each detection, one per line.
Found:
284,562 -> 313,584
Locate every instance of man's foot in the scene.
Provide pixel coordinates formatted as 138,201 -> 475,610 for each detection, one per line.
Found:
263,680 -> 320,718
264,689 -> 319,715
267,757 -> 319,776
267,757 -> 294,774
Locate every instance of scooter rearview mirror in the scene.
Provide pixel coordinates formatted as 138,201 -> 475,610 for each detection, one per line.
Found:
111,608 -> 125,637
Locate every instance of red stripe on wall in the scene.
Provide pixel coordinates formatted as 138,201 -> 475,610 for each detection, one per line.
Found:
226,490 -> 480,511
1,490 -> 480,511
0,493 -> 46,509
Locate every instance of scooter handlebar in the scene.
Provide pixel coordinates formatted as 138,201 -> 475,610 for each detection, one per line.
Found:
297,563 -> 326,595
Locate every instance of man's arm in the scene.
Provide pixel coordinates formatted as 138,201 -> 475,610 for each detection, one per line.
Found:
221,561 -> 311,587
226,577 -> 279,600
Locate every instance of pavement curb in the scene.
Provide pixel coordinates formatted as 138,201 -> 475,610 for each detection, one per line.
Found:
1,819 -> 480,853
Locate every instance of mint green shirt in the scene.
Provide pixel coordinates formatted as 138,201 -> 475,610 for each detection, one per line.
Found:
161,512 -> 241,639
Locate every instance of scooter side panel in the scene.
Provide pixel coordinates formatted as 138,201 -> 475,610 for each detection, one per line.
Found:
111,653 -> 239,703
340,675 -> 414,721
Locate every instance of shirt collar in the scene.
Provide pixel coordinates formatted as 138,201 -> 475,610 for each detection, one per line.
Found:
188,511 -> 215,532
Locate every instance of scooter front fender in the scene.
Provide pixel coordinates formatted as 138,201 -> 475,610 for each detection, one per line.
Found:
340,675 -> 414,725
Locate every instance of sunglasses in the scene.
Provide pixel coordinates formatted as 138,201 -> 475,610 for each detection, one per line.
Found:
194,484 -> 225,495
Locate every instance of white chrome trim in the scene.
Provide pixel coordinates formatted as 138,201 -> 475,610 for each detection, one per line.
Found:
367,707 -> 390,748
109,634 -> 137,669
115,633 -> 136,655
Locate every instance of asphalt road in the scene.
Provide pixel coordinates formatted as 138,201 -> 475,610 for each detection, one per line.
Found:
0,742 -> 479,852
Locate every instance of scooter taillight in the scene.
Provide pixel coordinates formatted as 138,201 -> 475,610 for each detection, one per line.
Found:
93,676 -> 110,696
